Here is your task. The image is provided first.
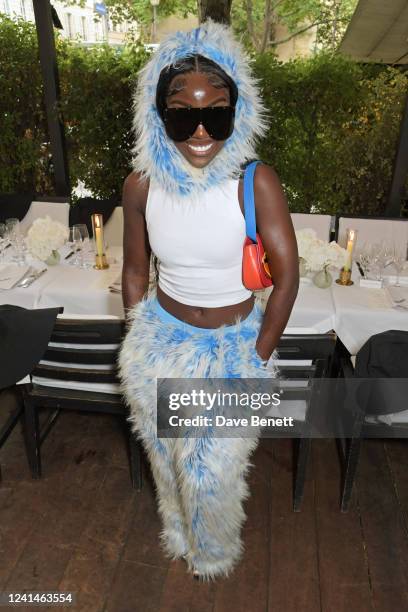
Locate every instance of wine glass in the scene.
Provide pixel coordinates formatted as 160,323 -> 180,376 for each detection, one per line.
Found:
371,242 -> 392,281
5,218 -> 20,250
355,243 -> 371,278
390,245 -> 406,287
73,224 -> 92,269
5,218 -> 26,265
67,226 -> 82,266
356,242 -> 377,279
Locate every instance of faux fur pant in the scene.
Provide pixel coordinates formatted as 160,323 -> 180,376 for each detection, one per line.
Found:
119,295 -> 277,580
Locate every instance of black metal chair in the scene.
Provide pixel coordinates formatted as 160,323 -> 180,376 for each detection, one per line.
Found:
336,330 -> 408,511
0,192 -> 35,223
22,316 -> 142,490
274,332 -> 337,511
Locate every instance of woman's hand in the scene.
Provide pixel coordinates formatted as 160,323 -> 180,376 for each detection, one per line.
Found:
255,343 -> 270,363
252,164 -> 300,361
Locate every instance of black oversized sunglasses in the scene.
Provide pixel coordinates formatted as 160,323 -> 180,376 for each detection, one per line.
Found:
162,106 -> 235,142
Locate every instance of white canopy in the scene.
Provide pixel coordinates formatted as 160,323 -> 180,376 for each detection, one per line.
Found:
339,0 -> 408,64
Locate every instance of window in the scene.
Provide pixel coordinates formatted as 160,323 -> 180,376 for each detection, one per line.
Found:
81,15 -> 87,40
95,20 -> 104,41
66,12 -> 73,38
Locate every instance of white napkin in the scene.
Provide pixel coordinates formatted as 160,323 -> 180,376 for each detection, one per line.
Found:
109,274 -> 122,293
358,289 -> 394,310
90,267 -> 121,290
0,264 -> 30,290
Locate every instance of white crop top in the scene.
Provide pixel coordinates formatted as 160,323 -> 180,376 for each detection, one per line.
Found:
145,178 -> 252,307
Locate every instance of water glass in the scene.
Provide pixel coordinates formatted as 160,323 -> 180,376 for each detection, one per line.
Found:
67,226 -> 82,266
73,224 -> 92,269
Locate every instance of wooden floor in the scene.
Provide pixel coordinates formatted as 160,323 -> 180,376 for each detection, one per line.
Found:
1,389 -> 408,612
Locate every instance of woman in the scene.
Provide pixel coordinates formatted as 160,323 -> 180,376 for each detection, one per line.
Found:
119,20 -> 299,580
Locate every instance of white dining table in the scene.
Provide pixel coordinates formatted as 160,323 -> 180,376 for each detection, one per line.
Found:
1,250 -> 408,356
0,264 -> 62,309
261,280 -> 336,334
35,262 -> 124,318
1,254 -> 336,329
331,270 -> 408,355
0,248 -> 122,312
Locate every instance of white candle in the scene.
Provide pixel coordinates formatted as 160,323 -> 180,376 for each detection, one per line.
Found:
344,229 -> 356,271
92,214 -> 104,257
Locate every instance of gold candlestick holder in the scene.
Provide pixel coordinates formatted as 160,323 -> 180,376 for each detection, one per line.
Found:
336,267 -> 353,286
91,213 -> 109,270
94,253 -> 109,270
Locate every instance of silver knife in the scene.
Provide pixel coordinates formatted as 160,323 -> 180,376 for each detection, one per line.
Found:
20,268 -> 47,288
14,266 -> 35,288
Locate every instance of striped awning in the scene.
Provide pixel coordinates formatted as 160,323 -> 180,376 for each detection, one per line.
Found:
339,0 -> 408,64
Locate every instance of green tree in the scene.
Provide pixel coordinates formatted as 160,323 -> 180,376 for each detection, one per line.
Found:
198,0 -> 232,24
232,0 -> 358,53
0,15 -> 50,193
63,0 -> 197,41
62,1 -> 357,50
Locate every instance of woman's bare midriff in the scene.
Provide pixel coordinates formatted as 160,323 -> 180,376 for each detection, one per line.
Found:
157,285 -> 255,329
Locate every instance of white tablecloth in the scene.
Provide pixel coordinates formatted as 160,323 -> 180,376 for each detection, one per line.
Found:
332,273 -> 408,354
1,266 -> 335,330
0,247 -> 124,317
2,251 -> 408,355
261,281 -> 336,334
36,264 -> 124,318
0,264 -> 61,309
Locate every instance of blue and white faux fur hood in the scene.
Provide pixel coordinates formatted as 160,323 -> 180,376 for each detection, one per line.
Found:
131,19 -> 269,198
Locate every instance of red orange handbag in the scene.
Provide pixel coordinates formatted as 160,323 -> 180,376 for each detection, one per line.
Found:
242,161 -> 273,291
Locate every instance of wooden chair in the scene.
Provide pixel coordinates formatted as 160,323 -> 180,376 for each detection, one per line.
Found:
273,332 -> 337,511
22,315 -> 142,490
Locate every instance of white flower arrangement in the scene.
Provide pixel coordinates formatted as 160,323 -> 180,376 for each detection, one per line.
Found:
25,216 -> 68,262
295,228 -> 347,272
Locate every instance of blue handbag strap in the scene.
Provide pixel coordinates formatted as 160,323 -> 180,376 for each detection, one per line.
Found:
243,160 -> 260,243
